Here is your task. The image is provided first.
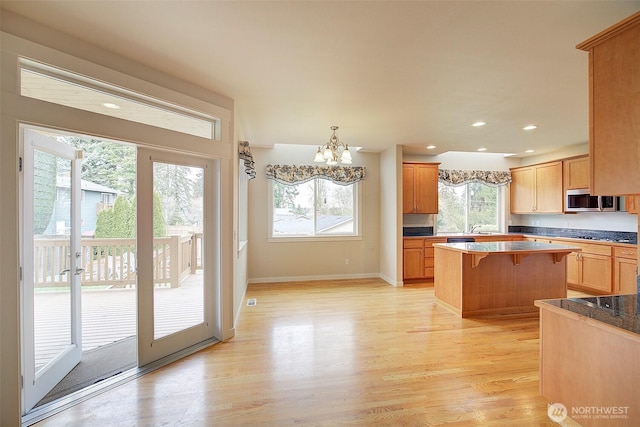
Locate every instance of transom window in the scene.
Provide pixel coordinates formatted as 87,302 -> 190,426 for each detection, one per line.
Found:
271,179 -> 358,237
19,59 -> 216,139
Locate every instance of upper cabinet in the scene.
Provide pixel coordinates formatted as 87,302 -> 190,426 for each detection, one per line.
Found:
510,161 -> 563,214
563,156 -> 590,190
402,162 -> 439,214
577,12 -> 640,196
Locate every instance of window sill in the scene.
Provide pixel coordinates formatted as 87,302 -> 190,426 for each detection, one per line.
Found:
268,235 -> 363,243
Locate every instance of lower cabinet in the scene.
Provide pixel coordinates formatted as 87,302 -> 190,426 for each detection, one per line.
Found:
403,238 -> 424,280
423,238 -> 446,279
613,246 -> 637,294
403,237 -> 449,281
403,235 -> 518,281
566,242 -> 612,294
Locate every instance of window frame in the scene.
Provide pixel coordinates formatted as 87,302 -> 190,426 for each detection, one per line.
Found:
268,178 -> 363,242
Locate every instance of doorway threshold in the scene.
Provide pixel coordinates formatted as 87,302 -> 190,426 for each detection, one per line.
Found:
22,337 -> 220,426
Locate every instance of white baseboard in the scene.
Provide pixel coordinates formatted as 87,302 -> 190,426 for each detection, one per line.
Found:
248,272 -> 382,284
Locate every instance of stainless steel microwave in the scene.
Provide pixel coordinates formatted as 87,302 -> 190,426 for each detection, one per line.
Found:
565,189 -> 617,212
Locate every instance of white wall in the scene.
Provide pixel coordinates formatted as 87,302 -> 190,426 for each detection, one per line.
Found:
511,212 -> 637,232
247,145 -> 380,282
404,150 -> 520,171
233,127 -> 250,328
379,145 -> 403,286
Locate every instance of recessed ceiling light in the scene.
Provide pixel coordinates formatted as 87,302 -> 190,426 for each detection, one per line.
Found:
102,102 -> 121,109
523,124 -> 538,131
477,147 -> 487,152
426,145 -> 436,149
525,149 -> 535,153
472,121 -> 487,127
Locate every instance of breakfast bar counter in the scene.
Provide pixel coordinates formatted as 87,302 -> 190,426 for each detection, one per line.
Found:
433,241 -> 580,317
535,296 -> 640,426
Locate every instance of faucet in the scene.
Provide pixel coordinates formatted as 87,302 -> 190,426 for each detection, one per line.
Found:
468,224 -> 480,233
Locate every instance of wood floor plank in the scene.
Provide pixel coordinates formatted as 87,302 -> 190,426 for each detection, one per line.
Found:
34,278 -> 582,426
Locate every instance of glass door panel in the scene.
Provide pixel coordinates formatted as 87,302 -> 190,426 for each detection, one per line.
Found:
22,128 -> 83,413
137,148 -> 215,366
152,162 -> 204,339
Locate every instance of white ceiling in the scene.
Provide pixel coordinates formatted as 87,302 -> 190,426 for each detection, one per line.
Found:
2,1 -> 639,158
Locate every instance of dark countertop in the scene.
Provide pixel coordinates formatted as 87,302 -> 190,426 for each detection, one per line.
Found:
539,295 -> 640,335
402,226 -> 637,246
433,241 -> 581,254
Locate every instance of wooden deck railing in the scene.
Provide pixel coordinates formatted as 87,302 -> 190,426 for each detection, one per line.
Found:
33,233 -> 203,289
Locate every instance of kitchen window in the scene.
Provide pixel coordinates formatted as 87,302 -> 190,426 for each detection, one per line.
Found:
437,182 -> 504,233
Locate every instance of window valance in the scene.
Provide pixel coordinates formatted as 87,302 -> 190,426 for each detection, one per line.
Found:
439,169 -> 511,187
265,164 -> 366,186
238,141 -> 256,179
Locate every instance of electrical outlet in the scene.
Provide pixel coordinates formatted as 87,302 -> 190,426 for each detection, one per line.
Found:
345,258 -> 350,265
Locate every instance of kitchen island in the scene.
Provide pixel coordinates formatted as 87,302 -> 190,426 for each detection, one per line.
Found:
535,296 -> 639,426
433,241 -> 580,317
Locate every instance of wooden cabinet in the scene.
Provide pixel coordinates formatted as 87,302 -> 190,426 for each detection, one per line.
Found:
566,241 -> 612,294
577,12 -> 640,195
402,163 -> 439,214
510,161 -> 563,213
624,195 -> 640,214
403,237 -> 447,281
423,237 -> 446,279
563,156 -> 589,190
510,167 -> 535,213
613,246 -> 637,294
403,239 -> 424,280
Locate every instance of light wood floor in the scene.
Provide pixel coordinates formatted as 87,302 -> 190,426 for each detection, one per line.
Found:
35,278 -> 581,426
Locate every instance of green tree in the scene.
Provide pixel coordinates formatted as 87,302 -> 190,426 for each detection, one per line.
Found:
95,195 -> 134,238
153,191 -> 167,237
61,136 -> 136,196
273,181 -> 299,209
33,150 -> 58,234
95,192 -> 165,238
153,163 -> 195,226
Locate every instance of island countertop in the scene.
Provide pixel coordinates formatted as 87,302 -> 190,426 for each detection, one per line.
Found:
536,295 -> 640,336
433,240 -> 581,255
433,241 -> 581,267
434,241 -> 580,317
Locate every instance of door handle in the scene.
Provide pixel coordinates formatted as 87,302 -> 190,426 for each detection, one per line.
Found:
59,269 -> 70,276
75,267 -> 85,275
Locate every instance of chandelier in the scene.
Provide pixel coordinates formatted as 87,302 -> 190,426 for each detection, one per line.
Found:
313,126 -> 352,165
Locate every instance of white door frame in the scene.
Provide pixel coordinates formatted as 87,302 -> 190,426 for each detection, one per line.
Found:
136,148 -> 217,366
21,127 -> 83,413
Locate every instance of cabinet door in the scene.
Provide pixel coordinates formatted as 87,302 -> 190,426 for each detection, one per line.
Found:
625,195 -> 639,214
415,164 -> 438,213
614,257 -> 637,294
402,164 -> 416,213
535,162 -> 563,213
580,253 -> 612,293
582,16 -> 640,195
566,252 -> 580,286
510,167 -> 534,213
403,248 -> 424,279
563,156 -> 590,190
